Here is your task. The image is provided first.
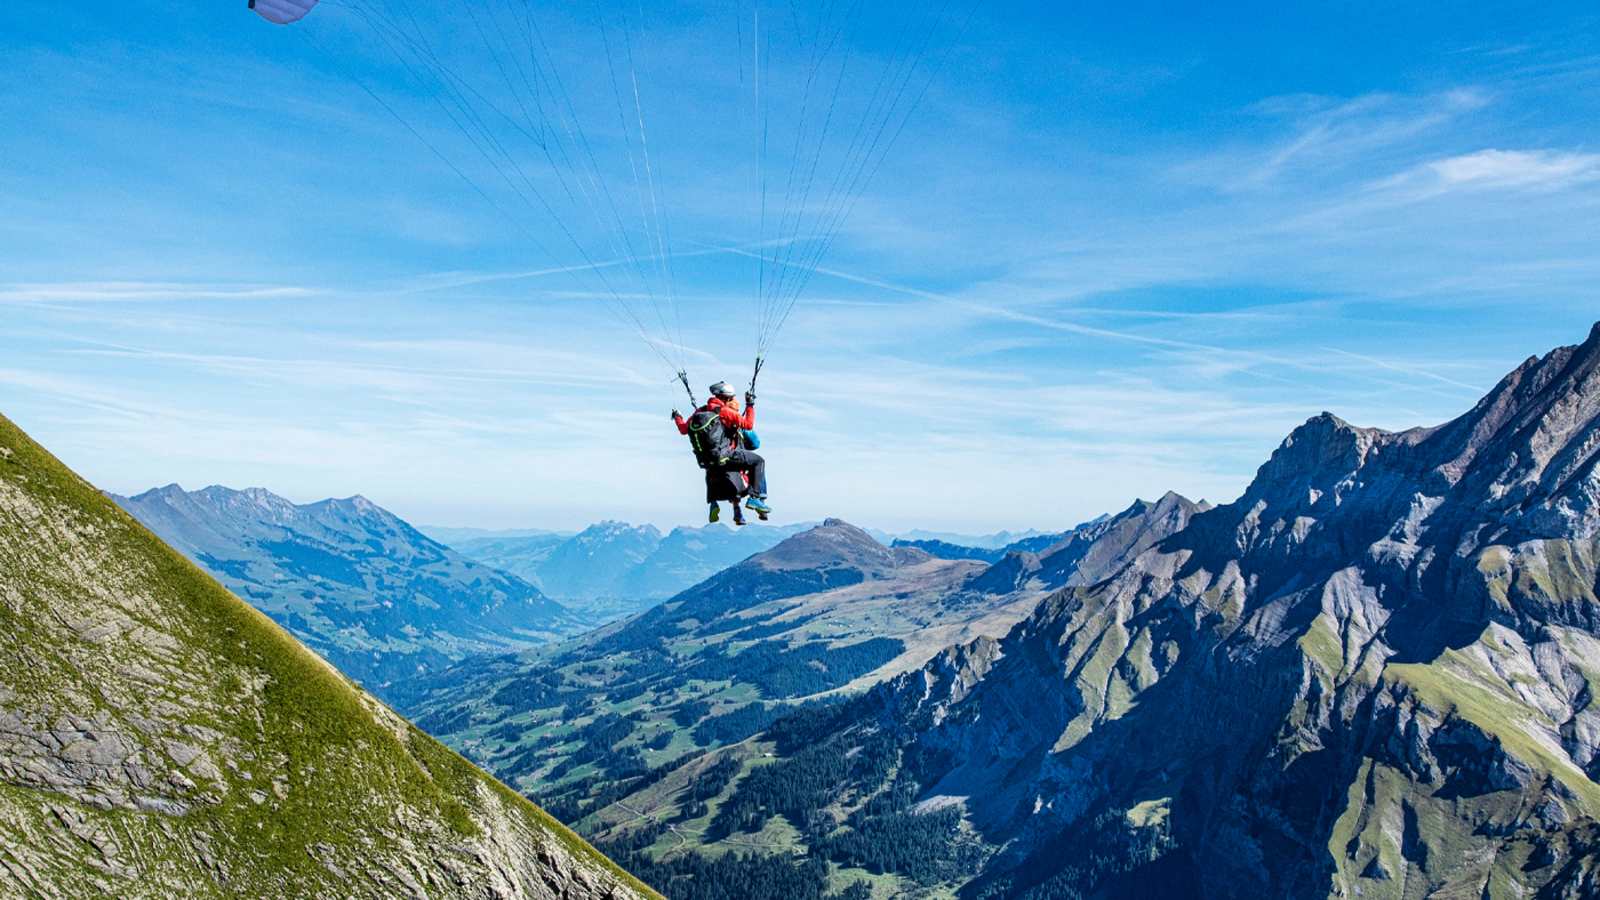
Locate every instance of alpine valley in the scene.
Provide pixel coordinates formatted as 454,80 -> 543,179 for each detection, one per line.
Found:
394,499 -> 1206,898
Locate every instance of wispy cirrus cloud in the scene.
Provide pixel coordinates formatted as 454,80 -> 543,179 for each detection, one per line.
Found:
0,281 -> 313,303
1179,88 -> 1491,192
1370,148 -> 1600,198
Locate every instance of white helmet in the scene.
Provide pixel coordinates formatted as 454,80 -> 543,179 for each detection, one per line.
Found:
709,381 -> 737,399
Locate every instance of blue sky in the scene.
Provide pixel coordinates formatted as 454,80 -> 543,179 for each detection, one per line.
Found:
2,1 -> 1598,533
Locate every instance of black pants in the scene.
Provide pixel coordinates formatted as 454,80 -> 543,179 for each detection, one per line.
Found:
725,449 -> 767,497
705,467 -> 747,504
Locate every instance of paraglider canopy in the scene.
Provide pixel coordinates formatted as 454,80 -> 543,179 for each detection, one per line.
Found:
248,0 -> 318,26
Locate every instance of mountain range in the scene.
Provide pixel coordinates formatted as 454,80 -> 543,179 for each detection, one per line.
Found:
419,525 -> 576,545
394,498 -> 1204,897
20,322 -> 1600,897
436,523 -> 1062,619
112,485 -> 579,696
894,529 -> 1059,550
0,413 -> 653,899
889,531 -> 1066,564
573,322 -> 1600,898
442,521 -> 808,619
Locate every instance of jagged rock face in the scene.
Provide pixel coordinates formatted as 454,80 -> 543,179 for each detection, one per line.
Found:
113,485 -> 577,694
967,550 -> 1043,595
0,415 -> 655,900
967,492 -> 1207,595
847,323 -> 1600,898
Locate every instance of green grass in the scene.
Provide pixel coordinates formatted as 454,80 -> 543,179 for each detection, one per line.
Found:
1297,612 -> 1345,677
824,864 -> 916,900
0,413 -> 660,898
1387,647 -> 1600,812
1125,797 -> 1170,829
1511,539 -> 1600,606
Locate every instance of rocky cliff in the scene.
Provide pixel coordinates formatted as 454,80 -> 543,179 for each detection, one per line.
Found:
626,324 -> 1600,899
0,414 -> 655,899
852,323 -> 1600,898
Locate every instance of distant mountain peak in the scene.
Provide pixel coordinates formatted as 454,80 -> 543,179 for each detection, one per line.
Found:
128,482 -> 206,504
1224,320 -> 1600,544
578,520 -> 663,539
751,518 -> 904,574
110,481 -> 573,692
966,492 -> 1202,594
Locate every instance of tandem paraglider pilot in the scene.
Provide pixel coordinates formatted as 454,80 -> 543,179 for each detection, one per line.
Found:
673,382 -> 770,525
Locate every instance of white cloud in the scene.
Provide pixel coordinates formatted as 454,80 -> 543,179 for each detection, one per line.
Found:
0,282 -> 312,304
1342,148 -> 1600,213
1181,89 -> 1492,192
1414,148 -> 1600,191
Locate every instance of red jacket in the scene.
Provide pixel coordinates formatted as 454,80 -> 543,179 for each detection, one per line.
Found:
674,396 -> 755,436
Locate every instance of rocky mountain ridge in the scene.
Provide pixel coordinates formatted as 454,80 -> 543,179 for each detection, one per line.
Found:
0,413 -> 655,899
670,322 -> 1600,898
400,504 -> 1200,898
113,484 -> 578,697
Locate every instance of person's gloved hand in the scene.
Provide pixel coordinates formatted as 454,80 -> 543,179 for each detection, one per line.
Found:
671,409 -> 681,419
744,391 -> 756,407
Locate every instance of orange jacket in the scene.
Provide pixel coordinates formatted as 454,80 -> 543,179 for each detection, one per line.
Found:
673,396 -> 755,435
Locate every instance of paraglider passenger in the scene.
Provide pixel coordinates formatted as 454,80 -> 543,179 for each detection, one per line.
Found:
673,381 -> 770,523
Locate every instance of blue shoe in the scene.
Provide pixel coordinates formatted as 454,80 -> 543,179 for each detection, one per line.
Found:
745,496 -> 771,515
708,503 -> 720,524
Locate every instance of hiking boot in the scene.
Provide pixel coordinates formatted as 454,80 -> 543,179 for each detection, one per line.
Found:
708,503 -> 720,524
745,496 -> 771,515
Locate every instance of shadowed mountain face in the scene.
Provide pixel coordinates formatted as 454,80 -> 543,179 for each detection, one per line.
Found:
112,485 -> 577,696
0,414 -> 655,899
615,323 -> 1600,899
965,492 -> 1209,595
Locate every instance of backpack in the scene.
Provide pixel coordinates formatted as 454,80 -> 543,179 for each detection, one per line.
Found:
686,407 -> 734,469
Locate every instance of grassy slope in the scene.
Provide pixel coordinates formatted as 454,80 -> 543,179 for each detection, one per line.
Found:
0,413 -> 657,898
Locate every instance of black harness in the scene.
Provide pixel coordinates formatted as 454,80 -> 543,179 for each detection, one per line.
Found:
686,407 -> 735,469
